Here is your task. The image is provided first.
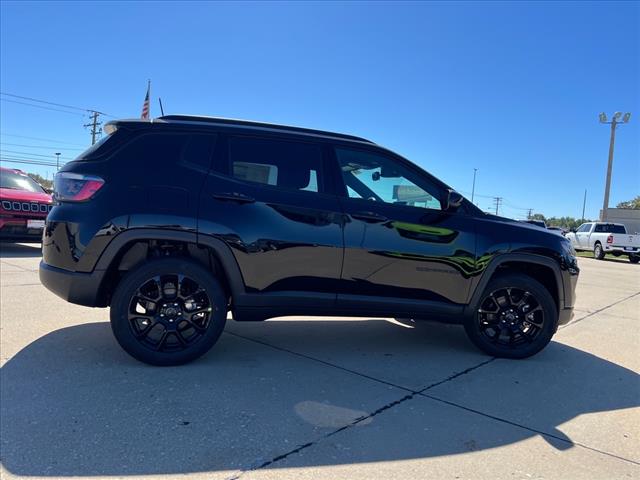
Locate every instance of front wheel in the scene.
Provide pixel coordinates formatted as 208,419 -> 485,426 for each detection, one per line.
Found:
110,258 -> 227,366
630,255 -> 640,264
594,243 -> 605,260
464,274 -> 558,359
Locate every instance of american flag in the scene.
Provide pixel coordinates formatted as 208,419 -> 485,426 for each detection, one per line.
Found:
141,81 -> 150,119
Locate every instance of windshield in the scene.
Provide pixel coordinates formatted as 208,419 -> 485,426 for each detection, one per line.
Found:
0,170 -> 46,193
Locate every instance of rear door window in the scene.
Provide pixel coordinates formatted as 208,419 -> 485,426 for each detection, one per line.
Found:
228,136 -> 324,193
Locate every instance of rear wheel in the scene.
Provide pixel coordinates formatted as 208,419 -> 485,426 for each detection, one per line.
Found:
110,258 -> 227,366
464,273 -> 557,359
630,255 -> 640,264
594,243 -> 605,260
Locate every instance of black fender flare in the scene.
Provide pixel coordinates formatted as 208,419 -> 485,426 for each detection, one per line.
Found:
463,253 -> 565,318
93,228 -> 246,300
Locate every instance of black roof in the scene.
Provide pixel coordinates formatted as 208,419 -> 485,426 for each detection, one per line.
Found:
154,115 -> 375,144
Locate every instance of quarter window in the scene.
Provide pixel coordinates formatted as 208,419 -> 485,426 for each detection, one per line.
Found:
111,133 -> 215,169
229,136 -> 323,193
335,148 -> 442,210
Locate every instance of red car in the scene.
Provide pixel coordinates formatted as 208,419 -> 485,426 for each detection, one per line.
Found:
0,167 -> 53,242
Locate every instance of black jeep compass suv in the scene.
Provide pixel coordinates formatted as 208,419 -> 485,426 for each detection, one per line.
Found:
40,115 -> 579,365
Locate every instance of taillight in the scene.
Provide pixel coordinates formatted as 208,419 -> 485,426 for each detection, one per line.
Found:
54,172 -> 105,202
607,234 -> 613,244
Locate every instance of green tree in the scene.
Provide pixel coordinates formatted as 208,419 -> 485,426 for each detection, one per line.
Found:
616,196 -> 640,209
546,216 -> 591,231
26,172 -> 53,191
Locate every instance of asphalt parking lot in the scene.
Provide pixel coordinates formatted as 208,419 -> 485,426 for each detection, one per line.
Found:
0,243 -> 638,480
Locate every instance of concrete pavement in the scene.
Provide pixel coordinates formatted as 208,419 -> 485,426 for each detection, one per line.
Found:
1,243 -> 638,479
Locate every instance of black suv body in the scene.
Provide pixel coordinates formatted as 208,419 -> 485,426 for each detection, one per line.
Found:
40,116 -> 579,365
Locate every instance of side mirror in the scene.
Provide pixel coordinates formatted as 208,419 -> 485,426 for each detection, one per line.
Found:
570,228 -> 576,233
446,190 -> 464,211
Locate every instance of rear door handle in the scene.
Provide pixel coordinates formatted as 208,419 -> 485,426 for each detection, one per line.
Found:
351,211 -> 388,223
211,192 -> 255,204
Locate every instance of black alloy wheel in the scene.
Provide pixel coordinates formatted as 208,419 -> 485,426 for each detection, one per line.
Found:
128,274 -> 212,352
111,258 -> 227,366
476,287 -> 544,347
464,273 -> 557,358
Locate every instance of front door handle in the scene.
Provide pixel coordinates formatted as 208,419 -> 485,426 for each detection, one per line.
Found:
351,211 -> 388,223
211,192 -> 255,204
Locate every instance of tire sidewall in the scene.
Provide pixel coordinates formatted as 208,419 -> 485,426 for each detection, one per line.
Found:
110,258 -> 227,366
594,243 -> 604,260
464,273 -> 558,359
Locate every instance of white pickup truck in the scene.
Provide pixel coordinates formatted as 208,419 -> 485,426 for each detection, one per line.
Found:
566,222 -> 640,263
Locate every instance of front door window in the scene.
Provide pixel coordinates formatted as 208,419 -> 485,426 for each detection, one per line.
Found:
335,148 -> 442,211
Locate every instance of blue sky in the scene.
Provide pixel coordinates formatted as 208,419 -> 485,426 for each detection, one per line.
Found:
1,1 -> 638,219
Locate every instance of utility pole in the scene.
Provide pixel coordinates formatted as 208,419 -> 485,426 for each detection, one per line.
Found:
84,111 -> 102,145
471,168 -> 478,204
55,152 -> 61,170
527,208 -> 533,219
493,196 -> 502,215
599,112 -> 631,220
581,189 -> 587,222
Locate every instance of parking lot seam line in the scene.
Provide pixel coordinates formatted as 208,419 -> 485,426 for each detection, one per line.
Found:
223,331 -> 496,478
224,330 -> 418,393
226,331 -> 640,471
560,291 -> 640,330
0,260 -> 32,272
420,392 -> 640,466
1,282 -> 44,287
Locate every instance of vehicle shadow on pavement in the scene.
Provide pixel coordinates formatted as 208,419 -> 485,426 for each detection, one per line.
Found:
1,320 -> 638,477
0,242 -> 41,258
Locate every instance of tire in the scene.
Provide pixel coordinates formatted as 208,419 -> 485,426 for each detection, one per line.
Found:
593,243 -> 605,260
630,255 -> 640,264
110,257 -> 227,366
464,273 -> 558,359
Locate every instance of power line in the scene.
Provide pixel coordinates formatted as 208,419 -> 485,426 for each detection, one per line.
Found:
0,132 -> 86,146
1,154 -> 62,164
0,149 -> 74,160
0,142 -> 84,151
0,98 -> 86,116
459,190 -> 494,199
0,91 -> 115,117
501,198 -> 531,211
0,157 -> 61,167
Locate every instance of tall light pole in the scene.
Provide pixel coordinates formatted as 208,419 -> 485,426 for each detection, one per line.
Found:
471,168 -> 478,204
599,112 -> 631,220
55,152 -> 61,170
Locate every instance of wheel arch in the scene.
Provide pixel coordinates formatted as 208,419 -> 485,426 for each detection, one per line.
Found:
464,253 -> 564,318
92,229 -> 246,307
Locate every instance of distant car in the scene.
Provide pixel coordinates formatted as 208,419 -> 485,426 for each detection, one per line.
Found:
566,222 -> 640,263
547,226 -> 567,236
0,167 -> 53,242
523,219 -> 546,229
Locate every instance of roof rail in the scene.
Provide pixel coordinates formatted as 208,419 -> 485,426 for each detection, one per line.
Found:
157,115 -> 374,144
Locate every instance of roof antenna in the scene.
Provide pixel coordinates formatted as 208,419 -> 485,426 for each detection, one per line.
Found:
158,97 -> 165,116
